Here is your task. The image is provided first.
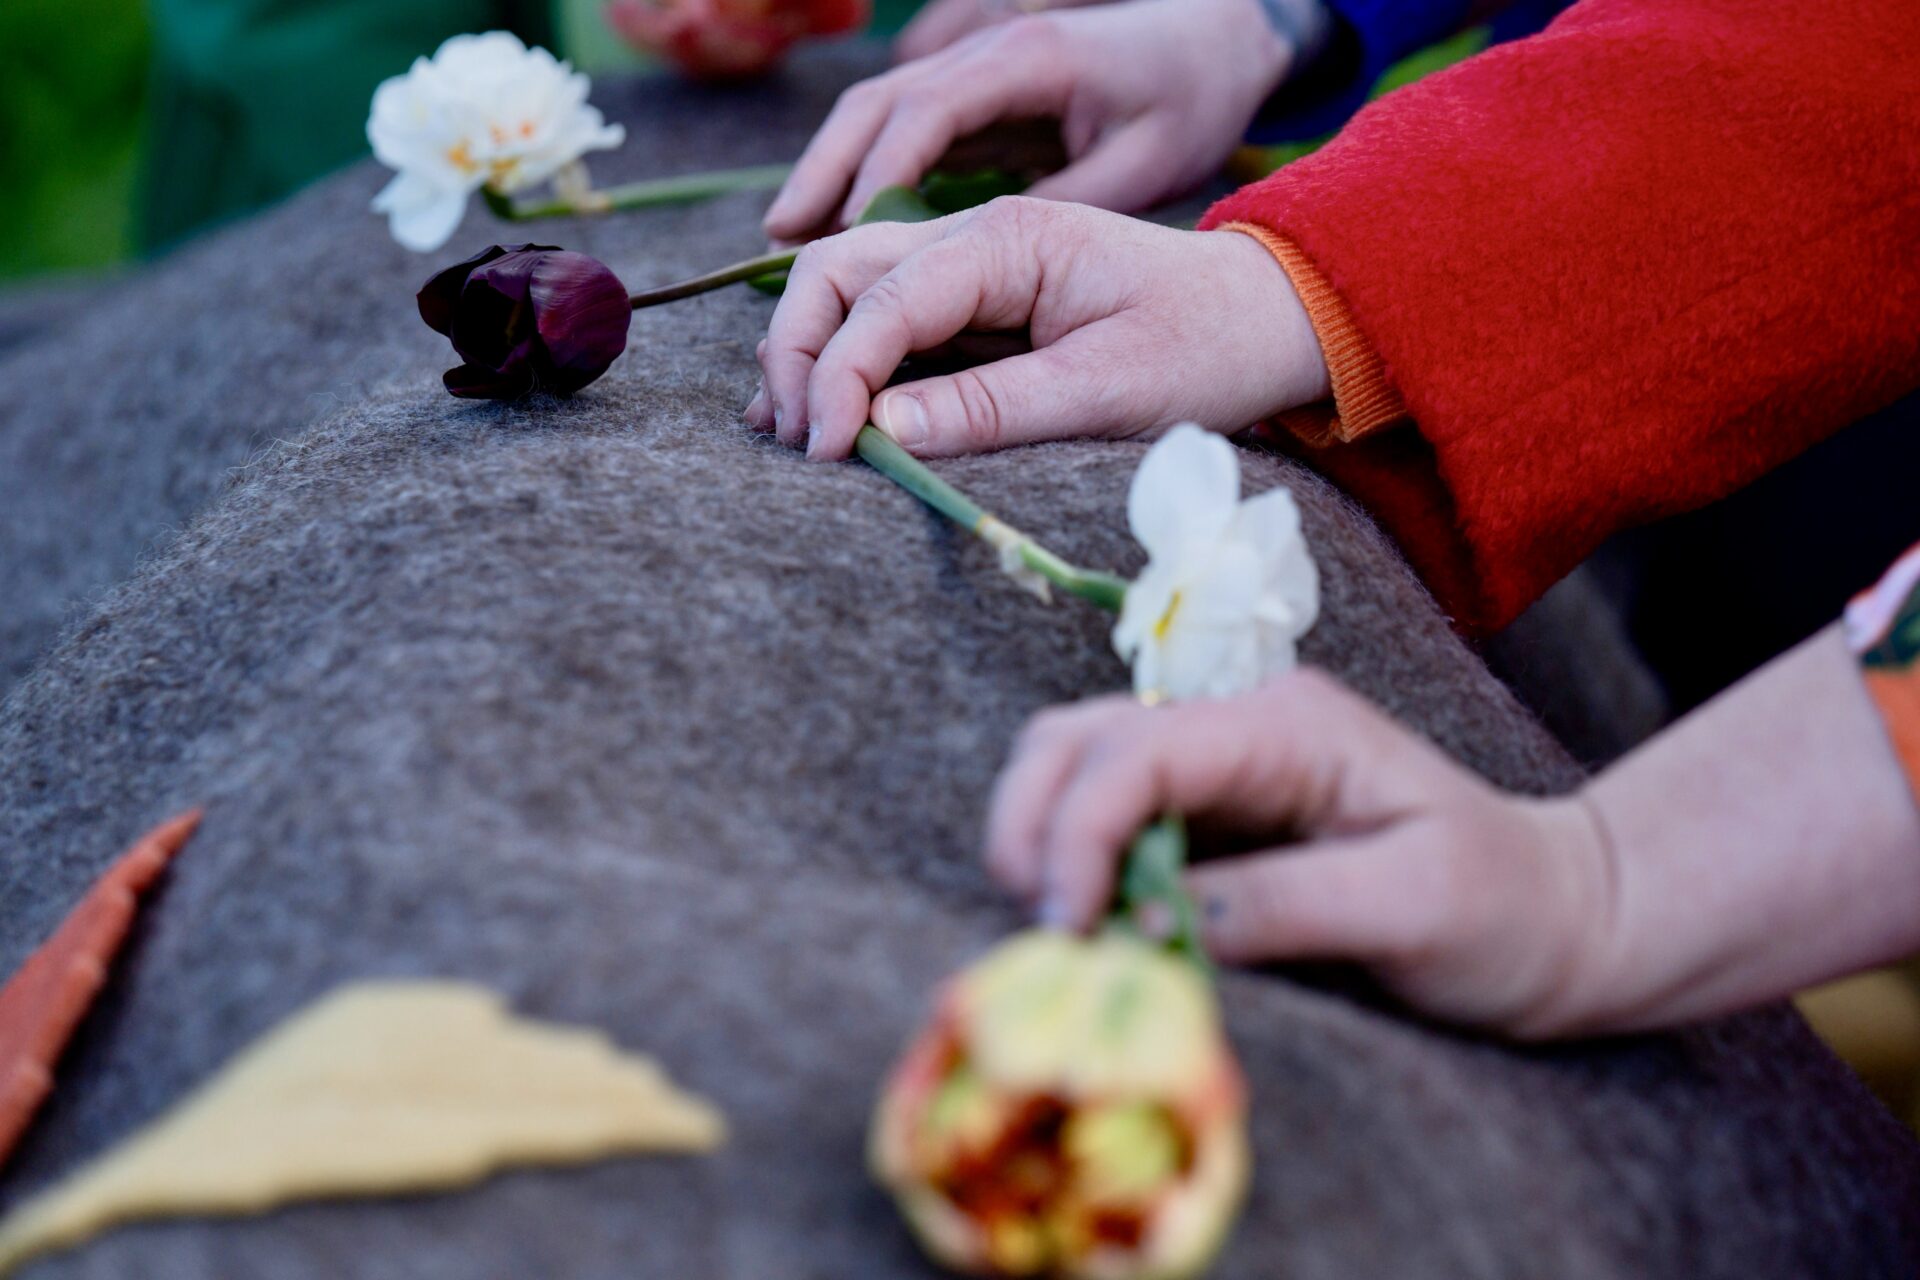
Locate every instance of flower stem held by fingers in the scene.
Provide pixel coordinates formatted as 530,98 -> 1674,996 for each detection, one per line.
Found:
482,162 -> 793,222
853,425 -> 1130,610
1113,814 -> 1208,966
626,248 -> 798,309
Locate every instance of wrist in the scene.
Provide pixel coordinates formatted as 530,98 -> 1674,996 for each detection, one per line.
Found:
1500,794 -> 1632,1040
1211,228 -> 1333,418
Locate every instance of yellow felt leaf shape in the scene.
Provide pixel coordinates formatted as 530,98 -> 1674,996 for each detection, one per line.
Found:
0,980 -> 724,1275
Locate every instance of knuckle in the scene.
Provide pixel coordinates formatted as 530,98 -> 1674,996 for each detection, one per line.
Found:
836,78 -> 887,114
995,13 -> 1062,55
1263,666 -> 1345,716
1017,706 -> 1075,753
790,239 -> 831,279
970,194 -> 1038,238
947,367 -> 1009,448
854,273 -> 914,326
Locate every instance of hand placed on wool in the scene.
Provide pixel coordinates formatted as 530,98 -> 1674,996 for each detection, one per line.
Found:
746,198 -> 1330,459
761,0 -> 1299,241
983,669 -> 1621,1039
985,631 -> 1920,1041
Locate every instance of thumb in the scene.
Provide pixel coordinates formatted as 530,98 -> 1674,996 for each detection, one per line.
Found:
1186,838 -> 1449,967
871,331 -> 1137,457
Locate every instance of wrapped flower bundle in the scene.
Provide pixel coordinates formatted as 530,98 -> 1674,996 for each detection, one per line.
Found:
871,929 -> 1248,1279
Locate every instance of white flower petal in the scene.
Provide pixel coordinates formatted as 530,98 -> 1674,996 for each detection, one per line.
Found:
1157,614 -> 1260,702
1112,561 -> 1180,665
1232,487 -> 1319,642
1127,425 -> 1240,563
1119,436 -> 1322,702
372,171 -> 472,252
365,30 -> 626,245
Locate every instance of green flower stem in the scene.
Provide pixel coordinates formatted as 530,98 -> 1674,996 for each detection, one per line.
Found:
483,163 -> 792,221
853,424 -> 1187,959
854,425 -> 1129,612
1114,815 -> 1208,966
627,247 -> 796,310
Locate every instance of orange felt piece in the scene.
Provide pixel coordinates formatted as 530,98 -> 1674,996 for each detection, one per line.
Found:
0,810 -> 201,1169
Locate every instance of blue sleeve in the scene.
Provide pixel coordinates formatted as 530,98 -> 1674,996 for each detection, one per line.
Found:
1245,0 -> 1573,143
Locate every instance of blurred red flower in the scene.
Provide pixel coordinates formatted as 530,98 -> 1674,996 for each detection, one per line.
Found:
605,0 -> 870,79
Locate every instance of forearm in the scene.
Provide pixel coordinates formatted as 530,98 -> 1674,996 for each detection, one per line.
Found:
1567,627 -> 1920,1033
1207,0 -> 1920,632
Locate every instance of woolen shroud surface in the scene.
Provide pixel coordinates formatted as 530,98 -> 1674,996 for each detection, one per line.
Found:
0,43 -> 1915,1280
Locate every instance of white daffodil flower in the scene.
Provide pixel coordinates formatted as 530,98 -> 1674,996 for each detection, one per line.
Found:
367,32 -> 626,252
1112,425 -> 1320,702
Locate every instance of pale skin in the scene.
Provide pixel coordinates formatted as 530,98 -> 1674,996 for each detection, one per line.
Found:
762,0 -> 1311,241
985,631 -> 1920,1039
747,0 -> 1920,1039
744,199 -> 1330,458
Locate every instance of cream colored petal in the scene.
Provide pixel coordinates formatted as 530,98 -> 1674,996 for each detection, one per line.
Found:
1127,426 -> 1239,564
373,172 -> 473,253
961,932 -> 1221,1100
1230,485 -> 1320,642
0,982 -> 723,1277
1153,541 -> 1265,701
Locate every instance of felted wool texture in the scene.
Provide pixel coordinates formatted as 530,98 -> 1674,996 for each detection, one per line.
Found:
0,45 -> 898,694
0,331 -> 1917,1272
1205,0 -> 1920,633
1481,564 -> 1668,767
0,37 -> 1910,1277
0,40 -> 1662,755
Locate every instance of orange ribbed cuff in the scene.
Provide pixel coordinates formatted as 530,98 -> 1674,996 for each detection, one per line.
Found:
1219,221 -> 1408,447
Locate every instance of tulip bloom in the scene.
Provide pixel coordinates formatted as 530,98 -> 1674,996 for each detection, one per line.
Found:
872,930 -> 1249,1279
605,0 -> 870,79
417,244 -> 631,399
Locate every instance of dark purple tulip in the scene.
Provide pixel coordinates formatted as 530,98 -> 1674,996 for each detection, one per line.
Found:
417,244 -> 631,399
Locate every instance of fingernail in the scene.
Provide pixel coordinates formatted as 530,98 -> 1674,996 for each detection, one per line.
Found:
1204,895 -> 1228,922
773,405 -> 786,439
805,423 -> 821,457
1037,896 -> 1071,930
875,391 -> 930,449
1134,901 -> 1175,941
745,386 -> 769,428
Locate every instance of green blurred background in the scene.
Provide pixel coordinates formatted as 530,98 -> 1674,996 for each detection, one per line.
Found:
0,0 -> 927,284
0,0 -> 1474,285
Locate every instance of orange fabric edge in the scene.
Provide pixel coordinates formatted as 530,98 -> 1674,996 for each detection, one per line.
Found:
1862,671 -> 1920,811
1217,221 -> 1409,447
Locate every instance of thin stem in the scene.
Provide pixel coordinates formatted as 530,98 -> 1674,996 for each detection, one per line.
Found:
628,249 -> 796,310
485,163 -> 792,221
1112,815 -> 1208,965
854,425 -> 1129,611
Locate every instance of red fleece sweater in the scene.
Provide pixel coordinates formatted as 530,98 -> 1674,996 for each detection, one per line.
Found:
1201,0 -> 1920,634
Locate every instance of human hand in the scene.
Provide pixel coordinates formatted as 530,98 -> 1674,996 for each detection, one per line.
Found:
892,0 -> 1111,64
983,670 -> 1622,1039
746,198 -> 1330,459
762,0 -> 1296,241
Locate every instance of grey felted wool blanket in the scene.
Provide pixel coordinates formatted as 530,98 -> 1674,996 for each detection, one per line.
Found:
1,43 -> 1917,1280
